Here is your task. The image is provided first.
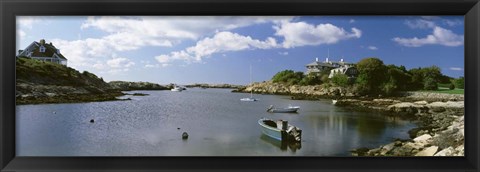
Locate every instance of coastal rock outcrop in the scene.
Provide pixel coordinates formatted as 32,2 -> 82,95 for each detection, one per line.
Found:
235,81 -> 358,99
351,101 -> 464,156
108,81 -> 169,91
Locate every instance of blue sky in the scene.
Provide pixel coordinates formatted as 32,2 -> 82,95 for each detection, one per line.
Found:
16,16 -> 464,85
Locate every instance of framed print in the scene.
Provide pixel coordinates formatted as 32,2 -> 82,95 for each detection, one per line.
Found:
1,0 -> 479,171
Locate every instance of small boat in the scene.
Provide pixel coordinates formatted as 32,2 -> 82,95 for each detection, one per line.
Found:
171,85 -> 182,92
267,105 -> 299,113
332,99 -> 338,105
240,65 -> 257,102
240,97 -> 257,101
258,118 -> 302,142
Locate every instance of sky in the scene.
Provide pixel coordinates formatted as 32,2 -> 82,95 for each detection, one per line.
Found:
16,16 -> 464,85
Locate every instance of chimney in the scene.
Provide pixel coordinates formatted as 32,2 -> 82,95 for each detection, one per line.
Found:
315,57 -> 318,62
39,39 -> 45,45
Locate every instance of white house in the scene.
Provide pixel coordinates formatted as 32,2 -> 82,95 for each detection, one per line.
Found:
328,64 -> 358,79
17,39 -> 67,65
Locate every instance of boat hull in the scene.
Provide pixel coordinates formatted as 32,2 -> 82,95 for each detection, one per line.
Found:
268,108 -> 298,113
258,118 -> 301,142
240,98 -> 257,101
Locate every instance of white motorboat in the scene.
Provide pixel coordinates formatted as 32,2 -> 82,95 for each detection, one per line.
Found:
267,105 -> 300,113
171,85 -> 182,92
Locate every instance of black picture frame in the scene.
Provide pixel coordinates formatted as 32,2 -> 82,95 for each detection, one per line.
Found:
1,0 -> 479,171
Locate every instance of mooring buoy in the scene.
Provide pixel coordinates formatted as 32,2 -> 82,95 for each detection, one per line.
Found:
182,132 -> 189,139
90,119 -> 95,123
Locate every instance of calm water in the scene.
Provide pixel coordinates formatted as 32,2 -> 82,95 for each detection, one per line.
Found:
16,88 -> 416,156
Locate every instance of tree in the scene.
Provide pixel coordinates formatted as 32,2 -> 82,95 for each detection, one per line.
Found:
454,77 -> 464,89
449,83 -> 455,90
386,65 -> 412,92
355,57 -> 387,95
330,73 -> 349,87
422,66 -> 441,90
271,70 -> 304,85
424,77 -> 438,90
408,68 -> 424,90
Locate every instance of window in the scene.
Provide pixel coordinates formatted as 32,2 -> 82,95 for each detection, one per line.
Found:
39,46 -> 46,53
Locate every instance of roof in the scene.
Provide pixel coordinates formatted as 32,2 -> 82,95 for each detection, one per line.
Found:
30,41 -> 67,60
306,61 -> 333,67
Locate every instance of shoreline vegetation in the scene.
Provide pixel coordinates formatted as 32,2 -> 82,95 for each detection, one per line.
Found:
229,57 -> 464,156
16,57 -> 464,156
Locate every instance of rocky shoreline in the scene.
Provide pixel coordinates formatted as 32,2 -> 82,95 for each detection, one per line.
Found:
342,98 -> 464,156
16,81 -> 167,105
185,83 -> 244,89
237,81 -> 464,156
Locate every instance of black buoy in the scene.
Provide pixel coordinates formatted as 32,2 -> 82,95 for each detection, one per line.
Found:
177,127 -> 181,130
182,132 -> 189,140
90,119 -> 95,123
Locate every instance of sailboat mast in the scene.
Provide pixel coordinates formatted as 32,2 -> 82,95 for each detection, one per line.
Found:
250,65 -> 253,98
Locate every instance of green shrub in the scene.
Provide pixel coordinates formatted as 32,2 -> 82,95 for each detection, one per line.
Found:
449,83 -> 455,90
330,73 -> 349,87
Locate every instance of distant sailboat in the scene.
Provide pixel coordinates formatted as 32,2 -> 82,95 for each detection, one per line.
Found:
241,65 -> 257,101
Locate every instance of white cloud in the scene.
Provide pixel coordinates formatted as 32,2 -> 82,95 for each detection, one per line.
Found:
368,46 -> 378,50
93,63 -> 106,70
17,30 -> 26,40
449,67 -> 463,71
443,19 -> 463,27
48,16 -> 294,72
393,26 -> 463,47
81,16 -> 292,43
278,51 -> 289,55
405,19 -> 436,29
107,57 -> 135,68
17,16 -> 45,29
273,21 -> 361,48
155,31 -> 279,64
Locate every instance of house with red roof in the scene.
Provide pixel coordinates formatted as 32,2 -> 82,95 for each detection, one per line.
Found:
17,39 -> 68,66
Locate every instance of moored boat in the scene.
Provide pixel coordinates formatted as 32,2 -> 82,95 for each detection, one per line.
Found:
258,118 -> 301,142
240,97 -> 257,101
267,105 -> 299,113
240,65 -> 257,102
171,85 -> 182,92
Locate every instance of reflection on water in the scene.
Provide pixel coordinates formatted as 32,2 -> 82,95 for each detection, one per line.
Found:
260,134 -> 301,152
16,88 -> 416,156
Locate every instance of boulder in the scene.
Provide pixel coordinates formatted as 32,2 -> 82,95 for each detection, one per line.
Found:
414,101 -> 428,105
415,146 -> 438,156
413,134 -> 432,143
434,147 -> 455,156
380,142 -> 396,155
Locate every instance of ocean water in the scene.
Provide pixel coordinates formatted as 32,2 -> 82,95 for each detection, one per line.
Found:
16,88 -> 416,156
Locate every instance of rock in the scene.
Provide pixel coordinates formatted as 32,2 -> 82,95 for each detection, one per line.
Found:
454,145 -> 464,156
380,142 -> 396,155
434,147 -> 455,156
413,134 -> 432,143
414,101 -> 428,105
404,142 -> 424,150
415,146 -> 438,156
182,132 -> 189,139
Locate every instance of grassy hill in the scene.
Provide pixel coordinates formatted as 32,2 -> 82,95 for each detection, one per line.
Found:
16,57 -> 122,104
